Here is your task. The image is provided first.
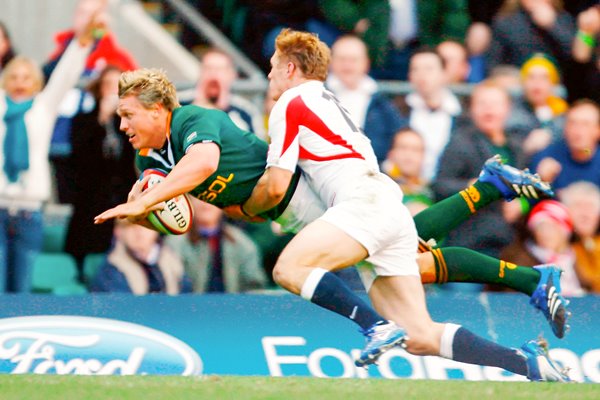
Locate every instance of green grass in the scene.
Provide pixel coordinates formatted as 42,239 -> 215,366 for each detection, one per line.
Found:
0,375 -> 596,400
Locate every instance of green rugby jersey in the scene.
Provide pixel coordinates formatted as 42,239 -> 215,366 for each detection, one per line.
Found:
136,105 -> 298,220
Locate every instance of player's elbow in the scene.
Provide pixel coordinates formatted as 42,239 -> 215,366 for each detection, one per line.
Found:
266,183 -> 287,203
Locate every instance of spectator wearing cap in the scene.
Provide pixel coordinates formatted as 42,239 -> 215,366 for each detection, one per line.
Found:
500,199 -> 584,296
560,181 -> 600,293
530,99 -> 600,191
507,53 -> 568,157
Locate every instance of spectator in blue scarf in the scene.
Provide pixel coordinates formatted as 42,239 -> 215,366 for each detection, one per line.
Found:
0,9 -> 99,292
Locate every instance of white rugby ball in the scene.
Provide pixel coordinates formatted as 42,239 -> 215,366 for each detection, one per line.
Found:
141,169 -> 194,235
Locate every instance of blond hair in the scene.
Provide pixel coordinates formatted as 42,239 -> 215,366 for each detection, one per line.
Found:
275,28 -> 330,81
0,56 -> 44,94
118,68 -> 180,111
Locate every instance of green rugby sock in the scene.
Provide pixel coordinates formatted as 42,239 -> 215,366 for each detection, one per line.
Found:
414,181 -> 501,243
432,247 -> 540,295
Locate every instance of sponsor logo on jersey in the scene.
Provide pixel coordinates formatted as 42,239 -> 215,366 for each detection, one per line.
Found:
0,316 -> 202,375
198,173 -> 234,202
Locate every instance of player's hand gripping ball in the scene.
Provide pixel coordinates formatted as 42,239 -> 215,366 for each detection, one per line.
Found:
141,169 -> 194,235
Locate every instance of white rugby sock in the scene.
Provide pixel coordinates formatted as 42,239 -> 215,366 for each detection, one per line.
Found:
439,323 -> 461,359
300,268 -> 328,300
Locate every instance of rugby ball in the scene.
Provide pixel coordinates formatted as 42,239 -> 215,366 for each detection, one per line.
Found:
141,169 -> 194,235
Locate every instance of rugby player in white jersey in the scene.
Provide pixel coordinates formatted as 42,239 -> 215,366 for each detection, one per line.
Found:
232,29 -> 569,381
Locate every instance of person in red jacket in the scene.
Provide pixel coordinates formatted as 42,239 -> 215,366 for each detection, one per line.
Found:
42,0 -> 138,204
43,0 -> 137,80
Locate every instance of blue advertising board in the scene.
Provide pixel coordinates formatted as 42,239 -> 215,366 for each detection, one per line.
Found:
0,292 -> 598,382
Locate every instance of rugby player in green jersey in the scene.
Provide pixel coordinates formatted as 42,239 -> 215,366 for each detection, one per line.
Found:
94,68 -> 568,341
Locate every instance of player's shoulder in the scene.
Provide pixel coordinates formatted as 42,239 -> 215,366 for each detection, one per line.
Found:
273,81 -> 325,116
173,104 -> 228,122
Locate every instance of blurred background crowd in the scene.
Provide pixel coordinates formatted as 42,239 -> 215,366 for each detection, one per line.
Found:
0,0 -> 599,296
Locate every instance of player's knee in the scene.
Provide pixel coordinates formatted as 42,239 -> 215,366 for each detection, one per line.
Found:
272,261 -> 294,289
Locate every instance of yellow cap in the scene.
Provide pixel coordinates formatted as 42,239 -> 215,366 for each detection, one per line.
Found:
520,53 -> 560,84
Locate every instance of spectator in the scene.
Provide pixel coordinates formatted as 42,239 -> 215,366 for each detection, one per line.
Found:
487,0 -> 576,71
326,35 -> 405,163
64,66 -> 137,281
465,22 -> 493,82
192,48 -> 266,141
318,0 -> 390,72
489,64 -> 523,92
90,221 -> 192,294
564,5 -> 600,104
0,13 -> 97,293
560,181 -> 600,293
507,53 -> 568,156
405,49 -> 462,180
241,1 -> 340,72
381,128 -> 433,216
417,0 -> 471,48
43,0 -> 137,80
166,200 -> 267,293
530,99 -> 600,191
437,40 -> 471,84
44,0 -> 138,204
365,0 -> 471,80
0,22 -> 16,73
500,200 -> 584,296
432,81 -> 525,257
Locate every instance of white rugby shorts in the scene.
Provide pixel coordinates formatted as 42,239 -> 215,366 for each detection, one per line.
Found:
276,172 -> 419,290
318,172 -> 420,287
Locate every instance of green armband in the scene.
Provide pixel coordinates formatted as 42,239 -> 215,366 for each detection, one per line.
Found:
519,197 -> 531,215
577,30 -> 597,48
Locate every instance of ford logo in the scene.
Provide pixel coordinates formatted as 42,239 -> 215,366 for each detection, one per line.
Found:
0,316 -> 202,375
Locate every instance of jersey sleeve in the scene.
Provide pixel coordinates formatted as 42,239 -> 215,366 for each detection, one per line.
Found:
177,107 -> 224,153
266,93 -> 302,172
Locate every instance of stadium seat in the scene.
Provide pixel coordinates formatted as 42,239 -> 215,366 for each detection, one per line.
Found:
53,283 -> 88,296
32,253 -> 79,293
42,204 -> 72,253
42,223 -> 69,253
83,253 -> 106,283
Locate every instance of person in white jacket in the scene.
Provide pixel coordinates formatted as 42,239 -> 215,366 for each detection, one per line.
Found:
0,9 -> 100,292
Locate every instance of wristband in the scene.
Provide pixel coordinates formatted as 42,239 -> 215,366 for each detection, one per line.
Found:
577,30 -> 597,48
240,203 -> 253,217
519,196 -> 531,215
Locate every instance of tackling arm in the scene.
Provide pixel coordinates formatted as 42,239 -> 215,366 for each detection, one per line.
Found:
239,166 -> 293,217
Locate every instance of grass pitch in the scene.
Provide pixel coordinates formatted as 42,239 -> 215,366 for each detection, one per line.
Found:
0,375 -> 596,400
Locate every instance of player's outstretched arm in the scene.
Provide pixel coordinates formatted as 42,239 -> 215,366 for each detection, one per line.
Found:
94,143 -> 219,223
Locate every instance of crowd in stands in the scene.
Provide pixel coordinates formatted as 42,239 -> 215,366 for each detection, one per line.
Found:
0,0 -> 599,296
